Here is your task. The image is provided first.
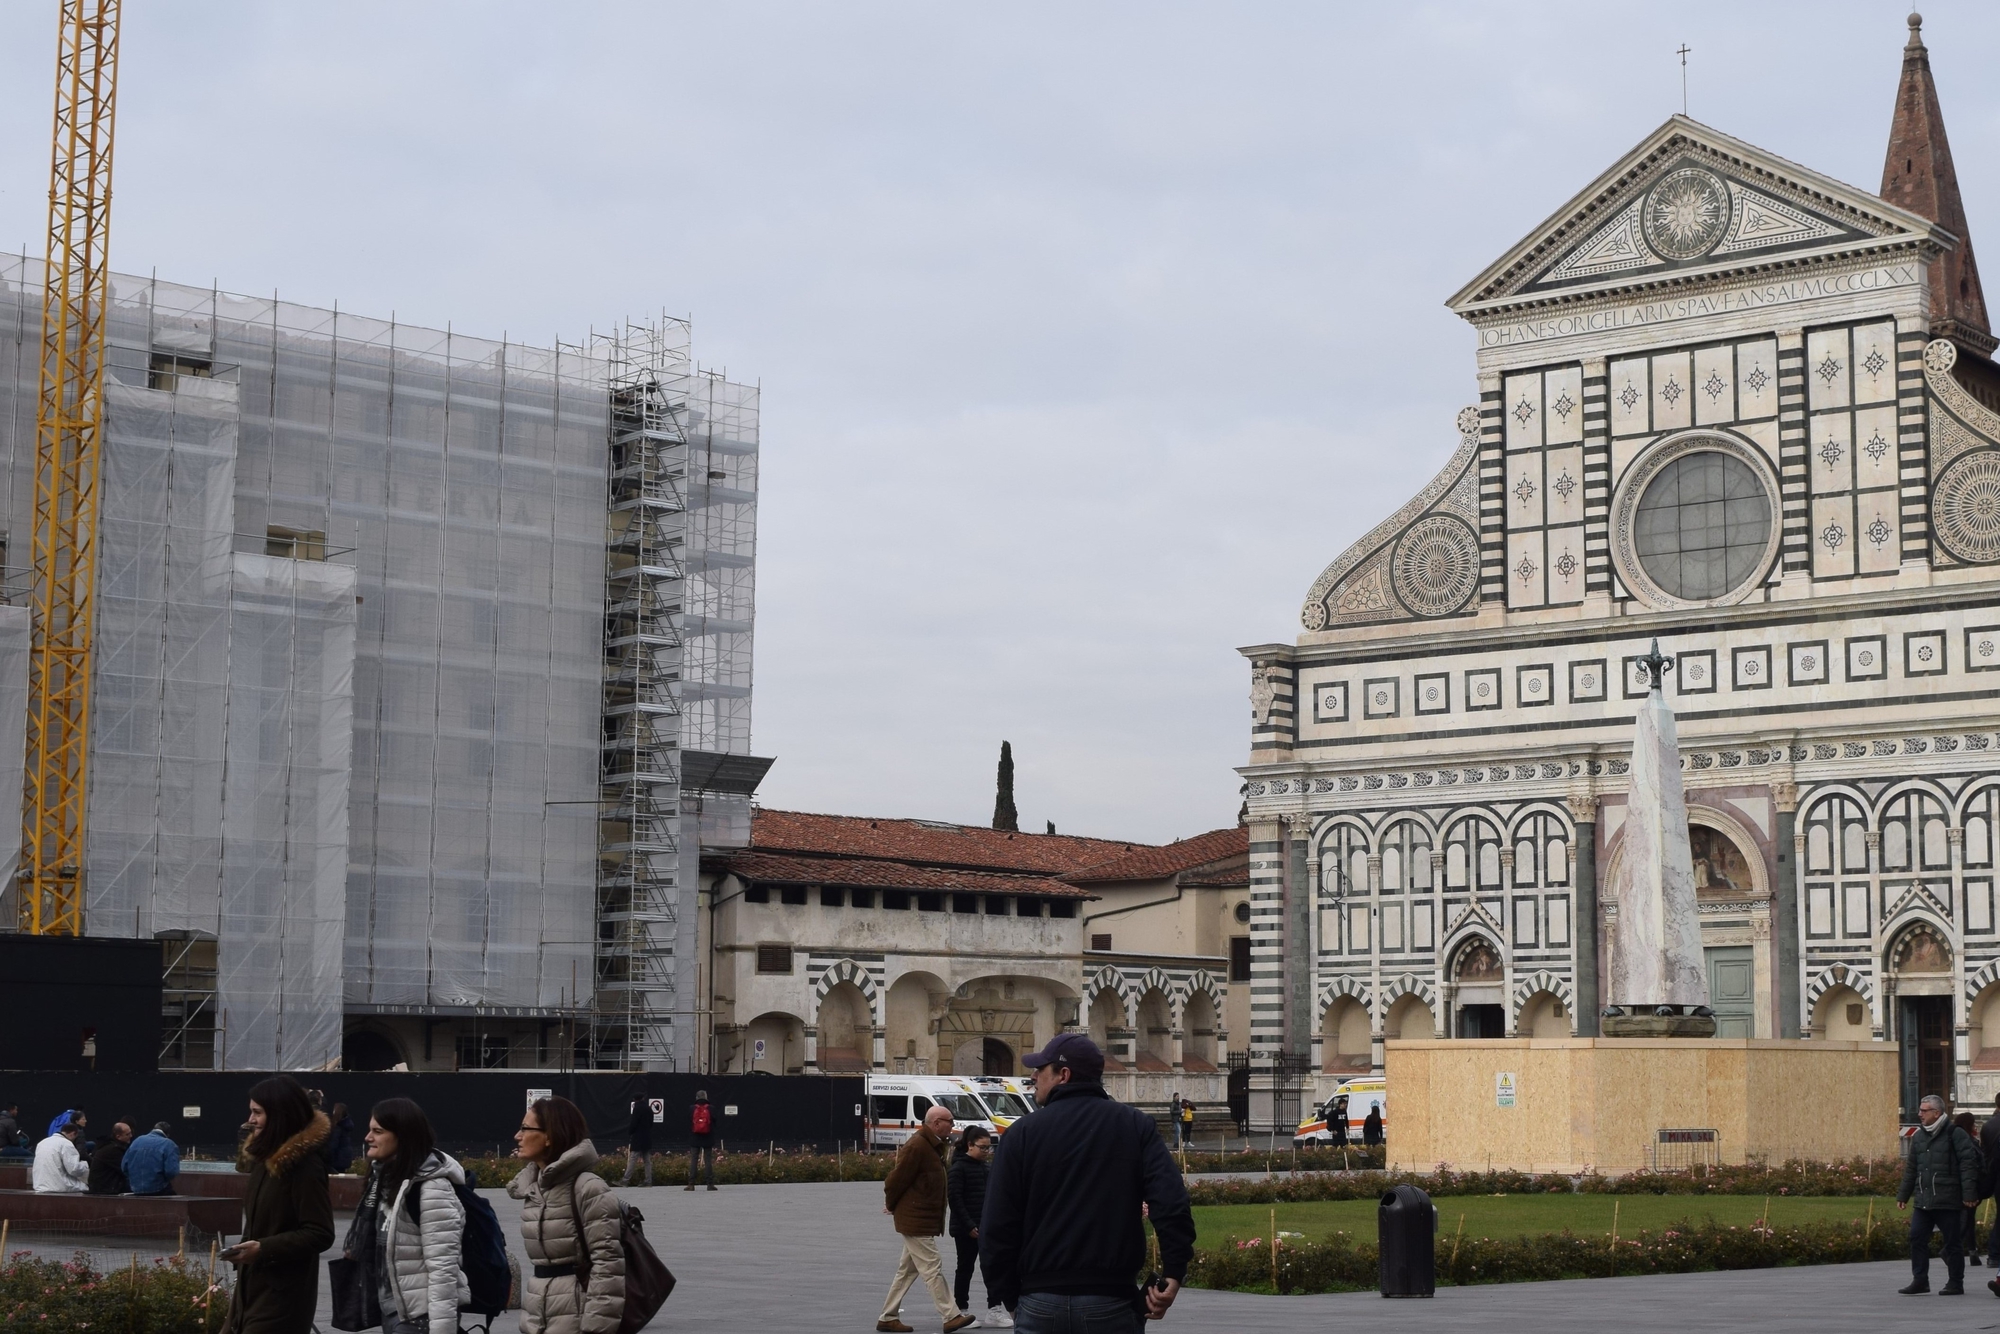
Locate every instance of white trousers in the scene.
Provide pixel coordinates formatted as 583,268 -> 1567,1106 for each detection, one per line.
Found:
881,1232 -> 959,1322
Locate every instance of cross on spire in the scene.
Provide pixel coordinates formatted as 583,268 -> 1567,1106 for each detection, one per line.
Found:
1677,44 -> 1690,115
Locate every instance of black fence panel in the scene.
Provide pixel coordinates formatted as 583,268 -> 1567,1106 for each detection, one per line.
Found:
0,936 -> 161,1073
0,1070 -> 865,1157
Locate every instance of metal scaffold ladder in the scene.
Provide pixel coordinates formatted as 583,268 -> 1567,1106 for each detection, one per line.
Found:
593,323 -> 690,1069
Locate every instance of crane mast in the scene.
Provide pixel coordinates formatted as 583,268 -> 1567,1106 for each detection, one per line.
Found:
20,0 -> 120,935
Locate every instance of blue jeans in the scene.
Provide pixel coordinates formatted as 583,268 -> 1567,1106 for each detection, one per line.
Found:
1014,1293 -> 1141,1334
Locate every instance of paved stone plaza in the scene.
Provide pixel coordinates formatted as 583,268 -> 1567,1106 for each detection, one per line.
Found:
308,1179 -> 1996,1332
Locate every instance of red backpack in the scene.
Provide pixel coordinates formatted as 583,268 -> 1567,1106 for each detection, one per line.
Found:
692,1103 -> 713,1135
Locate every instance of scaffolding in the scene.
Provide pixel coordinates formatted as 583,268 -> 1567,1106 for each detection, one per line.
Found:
592,322 -> 691,1070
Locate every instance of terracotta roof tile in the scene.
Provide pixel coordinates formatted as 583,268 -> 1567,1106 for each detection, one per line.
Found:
750,808 -> 1145,876
716,850 -> 1095,899
1063,827 -> 1248,884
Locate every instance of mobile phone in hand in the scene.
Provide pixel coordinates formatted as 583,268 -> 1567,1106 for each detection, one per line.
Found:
219,1244 -> 249,1262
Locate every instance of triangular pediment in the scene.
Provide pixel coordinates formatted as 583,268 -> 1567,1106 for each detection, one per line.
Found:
1451,116 -> 1951,313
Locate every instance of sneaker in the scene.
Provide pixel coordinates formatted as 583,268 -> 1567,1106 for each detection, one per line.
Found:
876,1322 -> 913,1333
1900,1280 -> 1931,1295
943,1318 -> 976,1334
1942,1284 -> 1966,1296
984,1308 -> 1013,1328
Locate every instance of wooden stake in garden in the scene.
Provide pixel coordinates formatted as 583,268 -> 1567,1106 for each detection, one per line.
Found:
1450,1212 -> 1466,1277
178,1223 -> 186,1261
205,1238 -> 220,1334
1,1217 -> 9,1265
1610,1199 -> 1620,1275
1759,1195 -> 1770,1230
1269,1207 -> 1278,1293
1864,1198 -> 1874,1260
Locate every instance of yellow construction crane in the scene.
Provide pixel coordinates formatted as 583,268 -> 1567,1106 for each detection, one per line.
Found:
20,0 -> 121,935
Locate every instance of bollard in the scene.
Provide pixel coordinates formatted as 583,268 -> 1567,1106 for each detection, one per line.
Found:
1378,1184 -> 1437,1298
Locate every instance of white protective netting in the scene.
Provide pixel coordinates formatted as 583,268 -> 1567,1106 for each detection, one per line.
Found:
0,260 -> 612,1068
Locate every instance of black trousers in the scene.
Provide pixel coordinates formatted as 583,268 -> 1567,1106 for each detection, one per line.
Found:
952,1232 -> 987,1311
1910,1205 -> 1964,1285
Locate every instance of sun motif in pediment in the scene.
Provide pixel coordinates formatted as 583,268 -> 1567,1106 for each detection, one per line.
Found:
1642,167 -> 1730,261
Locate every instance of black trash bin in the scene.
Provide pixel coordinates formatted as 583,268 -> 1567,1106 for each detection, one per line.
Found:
1378,1184 -> 1437,1297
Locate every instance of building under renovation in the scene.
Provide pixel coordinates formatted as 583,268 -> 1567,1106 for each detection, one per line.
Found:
0,261 -> 764,1072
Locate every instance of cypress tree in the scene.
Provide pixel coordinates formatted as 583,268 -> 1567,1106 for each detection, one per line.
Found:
992,741 -> 1019,832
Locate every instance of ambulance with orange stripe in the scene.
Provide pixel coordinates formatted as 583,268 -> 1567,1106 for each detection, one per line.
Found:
1292,1076 -> 1386,1147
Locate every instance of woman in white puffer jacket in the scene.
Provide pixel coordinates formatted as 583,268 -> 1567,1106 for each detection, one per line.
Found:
343,1097 -> 468,1333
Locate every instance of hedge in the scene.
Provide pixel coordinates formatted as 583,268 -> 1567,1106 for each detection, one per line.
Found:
1189,1215 -> 1921,1294
0,1251 -> 232,1334
1185,1158 -> 1903,1207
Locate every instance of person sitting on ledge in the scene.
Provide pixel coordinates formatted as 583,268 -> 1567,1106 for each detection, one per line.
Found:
87,1118 -> 134,1194
31,1112 -> 88,1193
122,1122 -> 183,1196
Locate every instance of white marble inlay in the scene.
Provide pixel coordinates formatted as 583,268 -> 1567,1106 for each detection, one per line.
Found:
1610,685 -> 1710,1008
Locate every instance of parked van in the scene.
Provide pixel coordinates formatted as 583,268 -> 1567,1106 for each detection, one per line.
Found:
865,1074 -> 1035,1149
1293,1076 -> 1386,1147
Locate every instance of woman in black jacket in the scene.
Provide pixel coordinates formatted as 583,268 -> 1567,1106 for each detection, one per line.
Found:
947,1126 -> 1003,1325
227,1076 -> 334,1334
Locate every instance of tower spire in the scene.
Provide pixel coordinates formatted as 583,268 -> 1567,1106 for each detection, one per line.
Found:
1881,12 -> 1995,356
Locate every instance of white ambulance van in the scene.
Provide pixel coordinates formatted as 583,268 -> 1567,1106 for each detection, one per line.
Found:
865,1075 -> 1036,1149
1293,1076 -> 1386,1147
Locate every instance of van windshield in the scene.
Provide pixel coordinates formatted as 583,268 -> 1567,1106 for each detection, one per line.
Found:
982,1092 -> 1034,1118
931,1093 -> 993,1121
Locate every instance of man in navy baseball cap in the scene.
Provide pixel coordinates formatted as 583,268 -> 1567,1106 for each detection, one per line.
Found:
1018,1033 -> 1104,1089
984,1031 -> 1193,1327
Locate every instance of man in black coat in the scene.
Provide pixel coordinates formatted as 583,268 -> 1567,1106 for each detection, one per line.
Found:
981,1034 -> 1195,1330
1983,1096 -> 2000,1279
86,1118 -> 132,1195
623,1094 -> 657,1186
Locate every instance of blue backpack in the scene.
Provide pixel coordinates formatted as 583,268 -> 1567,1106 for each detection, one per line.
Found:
451,1180 -> 512,1317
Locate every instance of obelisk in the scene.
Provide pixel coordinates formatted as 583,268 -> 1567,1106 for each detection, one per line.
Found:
1605,640 -> 1712,1035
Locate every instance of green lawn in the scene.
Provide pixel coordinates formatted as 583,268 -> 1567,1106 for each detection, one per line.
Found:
1194,1193 -> 1904,1246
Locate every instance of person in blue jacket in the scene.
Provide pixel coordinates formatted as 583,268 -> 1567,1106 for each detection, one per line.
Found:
121,1121 -> 182,1196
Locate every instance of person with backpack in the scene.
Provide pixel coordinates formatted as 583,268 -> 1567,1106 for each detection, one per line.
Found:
512,1094 -> 625,1334
686,1091 -> 717,1191
342,1098 -> 468,1333
1957,1111 -> 1985,1267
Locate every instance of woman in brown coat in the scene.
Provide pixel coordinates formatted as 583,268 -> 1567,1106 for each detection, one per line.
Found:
227,1075 -> 334,1334
509,1095 -> 625,1334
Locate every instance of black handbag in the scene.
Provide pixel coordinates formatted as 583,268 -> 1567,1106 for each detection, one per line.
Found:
328,1255 -> 382,1332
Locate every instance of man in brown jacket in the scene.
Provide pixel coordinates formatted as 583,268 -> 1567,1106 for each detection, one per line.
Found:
878,1104 -> 974,1333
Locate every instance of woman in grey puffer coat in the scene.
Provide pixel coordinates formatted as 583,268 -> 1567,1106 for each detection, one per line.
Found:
344,1098 -> 468,1333
510,1096 -> 624,1334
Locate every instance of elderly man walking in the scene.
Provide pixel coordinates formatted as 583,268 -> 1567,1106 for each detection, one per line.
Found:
878,1104 -> 975,1334
1899,1092 -> 1981,1295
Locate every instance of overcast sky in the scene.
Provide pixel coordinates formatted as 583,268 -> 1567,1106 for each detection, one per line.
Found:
1,2 -> 1996,844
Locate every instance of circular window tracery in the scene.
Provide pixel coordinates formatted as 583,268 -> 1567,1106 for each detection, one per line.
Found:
1610,432 -> 1781,609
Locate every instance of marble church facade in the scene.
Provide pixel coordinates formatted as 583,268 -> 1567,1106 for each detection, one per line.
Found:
1241,18 -> 2000,1117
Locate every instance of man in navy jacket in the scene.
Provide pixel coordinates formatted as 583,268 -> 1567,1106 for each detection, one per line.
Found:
980,1034 -> 1195,1330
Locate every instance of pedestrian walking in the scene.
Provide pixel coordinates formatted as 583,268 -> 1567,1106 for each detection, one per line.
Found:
1362,1104 -> 1384,1148
623,1095 -> 656,1187
1327,1095 -> 1349,1149
122,1122 -> 181,1196
876,1102 -> 971,1333
226,1075 -> 335,1334
343,1097 -> 468,1334
1983,1096 -> 2000,1288
1958,1111 -> 1985,1266
982,1033 -> 1195,1332
510,1094 -> 625,1334
324,1102 -> 357,1175
1177,1099 -> 1195,1150
1898,1092 -> 1980,1295
685,1090 -> 717,1191
86,1118 -> 133,1194
948,1125 -> 1007,1328
30,1112 -> 87,1193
